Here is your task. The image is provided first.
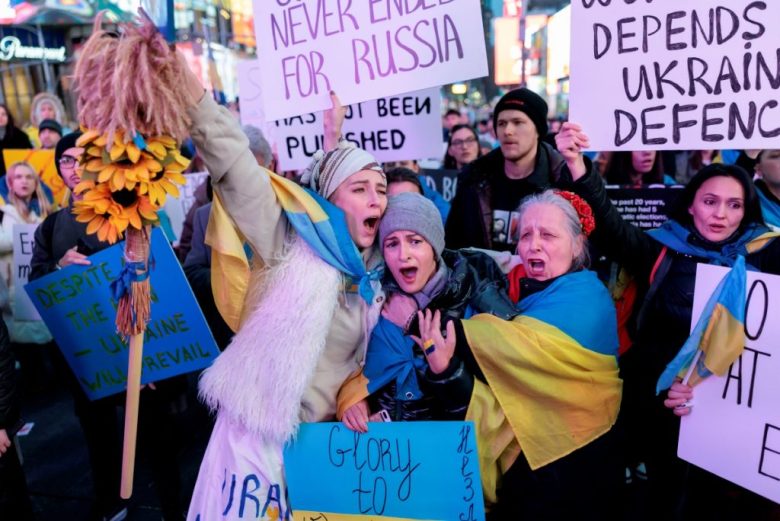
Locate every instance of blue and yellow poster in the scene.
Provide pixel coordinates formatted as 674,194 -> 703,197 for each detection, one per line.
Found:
284,422 -> 485,521
25,227 -> 219,400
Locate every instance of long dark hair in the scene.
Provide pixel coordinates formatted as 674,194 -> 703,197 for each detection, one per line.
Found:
0,103 -> 23,139
443,124 -> 481,170
668,163 -> 765,232
604,151 -> 664,186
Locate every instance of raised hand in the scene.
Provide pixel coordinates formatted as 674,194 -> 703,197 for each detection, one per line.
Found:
323,91 -> 347,151
411,309 -> 456,375
555,122 -> 590,180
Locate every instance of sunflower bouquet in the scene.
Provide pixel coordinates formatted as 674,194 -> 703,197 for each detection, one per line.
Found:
70,10 -> 198,498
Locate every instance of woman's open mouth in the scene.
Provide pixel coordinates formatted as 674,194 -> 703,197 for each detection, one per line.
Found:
363,217 -> 379,234
527,259 -> 546,275
399,267 -> 418,283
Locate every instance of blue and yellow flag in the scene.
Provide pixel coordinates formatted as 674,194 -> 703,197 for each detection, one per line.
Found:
206,170 -> 380,332
656,256 -> 747,393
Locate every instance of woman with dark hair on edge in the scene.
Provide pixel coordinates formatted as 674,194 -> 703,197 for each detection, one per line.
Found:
604,150 -> 674,187
0,105 -> 32,176
444,124 -> 482,170
558,121 -> 780,520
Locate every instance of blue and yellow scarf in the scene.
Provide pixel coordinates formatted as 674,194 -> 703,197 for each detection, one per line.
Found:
205,170 -> 381,331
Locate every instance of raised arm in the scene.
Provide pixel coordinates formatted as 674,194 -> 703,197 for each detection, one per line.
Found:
556,123 -> 662,279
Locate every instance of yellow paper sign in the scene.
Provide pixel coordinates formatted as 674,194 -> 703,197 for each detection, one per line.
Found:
3,149 -> 69,207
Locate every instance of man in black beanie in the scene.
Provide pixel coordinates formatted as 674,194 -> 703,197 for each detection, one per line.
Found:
445,88 -> 572,252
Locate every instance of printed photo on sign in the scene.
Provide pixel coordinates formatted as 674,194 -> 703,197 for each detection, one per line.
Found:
569,0 -> 780,151
678,265 -> 780,504
252,0 -> 488,120
492,209 -> 511,245
24,228 -> 220,400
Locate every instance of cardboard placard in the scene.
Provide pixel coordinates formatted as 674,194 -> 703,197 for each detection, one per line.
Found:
570,0 -> 780,150
284,421 -> 485,520
12,223 -> 41,321
24,227 -> 219,400
679,265 -> 780,504
252,0 -> 488,120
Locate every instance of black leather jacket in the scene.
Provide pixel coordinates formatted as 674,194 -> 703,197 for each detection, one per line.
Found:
369,249 -> 518,422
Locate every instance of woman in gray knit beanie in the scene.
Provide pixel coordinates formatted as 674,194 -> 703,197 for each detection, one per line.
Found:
341,192 -> 517,430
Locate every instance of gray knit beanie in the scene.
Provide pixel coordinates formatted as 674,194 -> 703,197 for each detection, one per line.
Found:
379,193 -> 445,259
300,140 -> 384,199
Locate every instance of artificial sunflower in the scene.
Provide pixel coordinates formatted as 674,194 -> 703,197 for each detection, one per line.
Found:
78,129 -> 189,207
73,181 -> 160,244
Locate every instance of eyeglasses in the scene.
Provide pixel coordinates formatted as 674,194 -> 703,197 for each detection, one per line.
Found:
451,136 -> 477,148
58,156 -> 78,167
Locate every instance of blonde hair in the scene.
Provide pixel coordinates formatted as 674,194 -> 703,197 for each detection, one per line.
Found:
6,162 -> 52,222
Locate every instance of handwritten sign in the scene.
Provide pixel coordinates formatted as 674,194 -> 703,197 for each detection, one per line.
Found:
679,265 -> 780,504
570,1 -> 780,150
606,186 -> 682,230
24,228 -> 219,400
12,223 -> 40,321
252,0 -> 488,120
2,149 -> 66,207
420,168 -> 458,203
271,88 -> 442,171
284,421 -> 485,520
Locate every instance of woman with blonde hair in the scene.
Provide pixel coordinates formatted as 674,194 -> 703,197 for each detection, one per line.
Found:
0,161 -> 52,346
4,162 -> 52,223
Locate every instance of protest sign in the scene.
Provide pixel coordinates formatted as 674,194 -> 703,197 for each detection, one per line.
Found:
570,1 -> 780,151
272,88 -> 442,171
252,0 -> 488,121
679,265 -> 780,504
163,171 -> 208,244
606,186 -> 682,230
12,223 -> 40,321
284,421 -> 485,520
420,167 -> 458,202
2,149 -> 67,207
24,228 -> 219,400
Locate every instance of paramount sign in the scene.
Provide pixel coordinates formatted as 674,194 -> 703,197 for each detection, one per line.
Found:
0,36 -> 66,62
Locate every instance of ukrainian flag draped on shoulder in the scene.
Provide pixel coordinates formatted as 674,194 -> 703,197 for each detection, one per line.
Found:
757,186 -> 780,230
462,270 -> 622,502
652,220 -> 780,393
205,169 -> 381,331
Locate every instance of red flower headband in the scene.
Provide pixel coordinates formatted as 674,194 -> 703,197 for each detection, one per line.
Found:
555,190 -> 596,237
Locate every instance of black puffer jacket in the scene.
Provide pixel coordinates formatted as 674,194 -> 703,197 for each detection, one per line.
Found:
368,249 -> 518,422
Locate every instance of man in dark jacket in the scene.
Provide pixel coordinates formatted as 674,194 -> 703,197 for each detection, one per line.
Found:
0,317 -> 35,519
445,88 -> 569,252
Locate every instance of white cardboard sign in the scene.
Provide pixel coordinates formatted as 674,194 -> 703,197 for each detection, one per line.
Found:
163,172 -> 209,245
272,87 -> 443,171
12,223 -> 41,321
251,0 -> 488,121
570,0 -> 780,151
679,264 -> 780,504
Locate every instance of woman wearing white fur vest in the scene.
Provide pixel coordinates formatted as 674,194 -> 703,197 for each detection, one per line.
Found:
179,61 -> 388,519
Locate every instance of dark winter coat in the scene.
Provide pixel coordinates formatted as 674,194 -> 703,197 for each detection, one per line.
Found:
367,249 -> 518,422
445,142 -> 569,251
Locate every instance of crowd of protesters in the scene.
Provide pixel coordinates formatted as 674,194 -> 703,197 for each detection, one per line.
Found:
0,75 -> 778,521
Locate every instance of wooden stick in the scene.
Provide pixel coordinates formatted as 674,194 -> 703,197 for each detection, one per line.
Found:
120,332 -> 144,498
